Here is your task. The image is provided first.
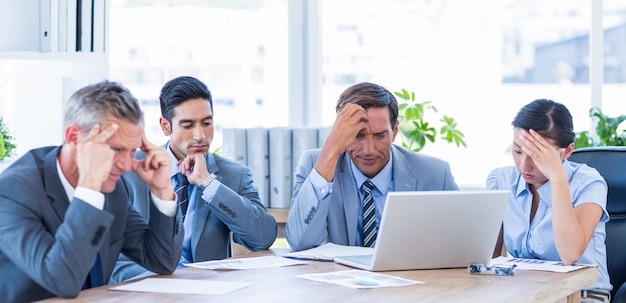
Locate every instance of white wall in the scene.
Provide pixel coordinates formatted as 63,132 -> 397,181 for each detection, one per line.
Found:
0,57 -> 107,170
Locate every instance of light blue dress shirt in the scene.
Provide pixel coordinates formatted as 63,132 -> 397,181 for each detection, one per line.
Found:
349,155 -> 393,246
167,144 -> 220,267
486,160 -> 611,291
309,153 -> 394,246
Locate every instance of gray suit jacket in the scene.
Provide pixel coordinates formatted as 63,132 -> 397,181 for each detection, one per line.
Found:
285,144 -> 458,251
111,149 -> 277,282
0,146 -> 183,302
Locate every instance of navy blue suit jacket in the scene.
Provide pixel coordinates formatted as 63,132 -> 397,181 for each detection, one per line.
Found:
0,146 -> 183,302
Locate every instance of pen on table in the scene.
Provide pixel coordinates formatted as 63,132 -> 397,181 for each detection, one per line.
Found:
283,255 -> 334,262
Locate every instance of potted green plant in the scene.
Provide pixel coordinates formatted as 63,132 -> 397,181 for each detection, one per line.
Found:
575,107 -> 626,148
0,117 -> 16,161
393,88 -> 466,152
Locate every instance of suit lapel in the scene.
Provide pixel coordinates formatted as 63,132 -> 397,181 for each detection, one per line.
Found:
43,147 -> 70,222
391,145 -> 417,191
338,153 -> 359,245
190,153 -> 220,259
99,188 -> 125,274
191,192 -> 209,257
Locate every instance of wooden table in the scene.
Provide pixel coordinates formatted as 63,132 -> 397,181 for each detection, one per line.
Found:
40,250 -> 598,303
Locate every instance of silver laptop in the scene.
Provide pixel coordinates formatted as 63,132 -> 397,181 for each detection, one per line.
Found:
334,190 -> 510,271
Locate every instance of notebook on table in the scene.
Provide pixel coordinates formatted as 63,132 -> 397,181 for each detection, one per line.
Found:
333,190 -> 510,271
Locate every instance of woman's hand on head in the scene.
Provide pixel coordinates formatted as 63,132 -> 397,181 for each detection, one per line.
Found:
519,129 -> 566,181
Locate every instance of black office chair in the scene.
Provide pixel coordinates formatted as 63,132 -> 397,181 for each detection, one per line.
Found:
615,283 -> 626,303
568,146 -> 626,301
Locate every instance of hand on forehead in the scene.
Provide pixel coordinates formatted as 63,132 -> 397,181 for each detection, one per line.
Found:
92,118 -> 145,149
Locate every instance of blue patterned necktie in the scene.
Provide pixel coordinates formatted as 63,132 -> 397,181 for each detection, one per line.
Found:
362,180 -> 377,247
175,173 -> 189,222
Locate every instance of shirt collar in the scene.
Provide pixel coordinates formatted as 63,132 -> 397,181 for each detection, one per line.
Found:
514,160 -> 574,201
56,158 -> 74,202
350,150 -> 393,193
166,142 -> 181,178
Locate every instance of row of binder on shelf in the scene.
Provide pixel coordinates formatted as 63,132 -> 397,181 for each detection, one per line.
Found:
0,0 -> 105,52
222,127 -> 331,209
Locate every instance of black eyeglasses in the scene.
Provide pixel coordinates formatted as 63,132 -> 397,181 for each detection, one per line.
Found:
468,263 -> 517,276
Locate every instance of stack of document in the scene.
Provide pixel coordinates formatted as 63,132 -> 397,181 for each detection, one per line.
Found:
489,256 -> 595,273
282,243 -> 374,262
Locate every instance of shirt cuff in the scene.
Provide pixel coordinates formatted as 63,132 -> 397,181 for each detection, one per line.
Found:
74,187 -> 105,210
151,193 -> 177,217
200,180 -> 220,203
310,169 -> 334,200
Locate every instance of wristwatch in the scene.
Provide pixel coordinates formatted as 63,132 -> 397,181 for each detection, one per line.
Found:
199,173 -> 217,191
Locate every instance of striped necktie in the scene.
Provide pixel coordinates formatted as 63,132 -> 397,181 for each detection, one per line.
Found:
362,180 -> 377,247
175,173 -> 189,222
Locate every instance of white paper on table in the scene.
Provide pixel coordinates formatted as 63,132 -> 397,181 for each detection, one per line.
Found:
283,243 -> 375,261
297,269 -> 423,289
183,255 -> 309,270
490,256 -> 594,273
110,278 -> 251,295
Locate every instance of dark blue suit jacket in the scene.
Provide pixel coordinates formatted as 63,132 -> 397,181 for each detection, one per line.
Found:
0,146 -> 183,302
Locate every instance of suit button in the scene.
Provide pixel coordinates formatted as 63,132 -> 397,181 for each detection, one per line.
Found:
91,226 -> 106,246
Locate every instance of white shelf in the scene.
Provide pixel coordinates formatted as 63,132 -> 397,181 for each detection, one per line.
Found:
0,51 -> 106,62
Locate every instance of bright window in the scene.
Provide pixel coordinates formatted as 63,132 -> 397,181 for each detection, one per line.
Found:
109,0 -> 289,147
319,0 -> 626,185
109,0 -> 626,185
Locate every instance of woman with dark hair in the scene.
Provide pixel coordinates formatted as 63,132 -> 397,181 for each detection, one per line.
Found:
487,99 -> 611,302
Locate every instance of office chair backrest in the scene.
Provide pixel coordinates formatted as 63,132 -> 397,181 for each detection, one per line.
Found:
568,146 -> 626,299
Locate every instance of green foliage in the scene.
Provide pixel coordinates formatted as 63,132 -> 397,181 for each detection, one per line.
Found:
575,107 -> 626,149
0,117 -> 16,161
211,146 -> 222,155
393,88 -> 466,152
